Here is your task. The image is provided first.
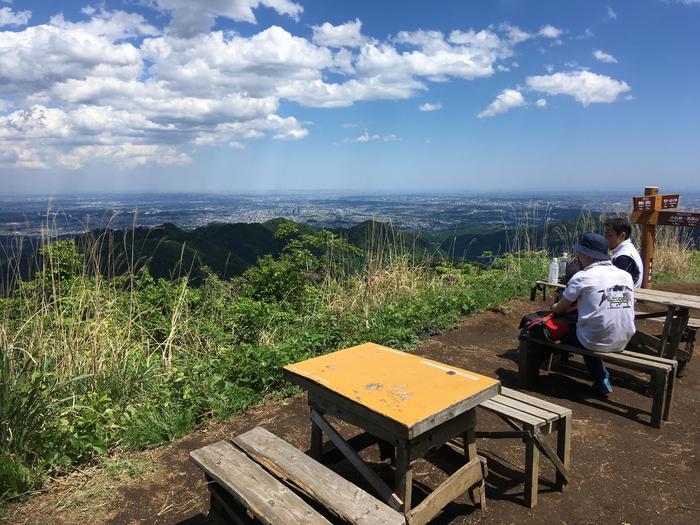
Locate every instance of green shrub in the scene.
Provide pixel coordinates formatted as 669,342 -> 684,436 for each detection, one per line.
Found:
0,234 -> 554,508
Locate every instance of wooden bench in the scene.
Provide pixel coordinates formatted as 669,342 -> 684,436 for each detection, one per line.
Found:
518,335 -> 676,428
190,426 -> 406,525
475,387 -> 571,508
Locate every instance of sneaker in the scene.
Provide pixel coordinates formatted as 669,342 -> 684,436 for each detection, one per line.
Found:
592,377 -> 613,396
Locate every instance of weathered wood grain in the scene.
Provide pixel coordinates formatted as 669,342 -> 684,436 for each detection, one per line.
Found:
232,427 -> 405,525
310,409 -> 403,511
190,441 -> 331,525
405,457 -> 484,525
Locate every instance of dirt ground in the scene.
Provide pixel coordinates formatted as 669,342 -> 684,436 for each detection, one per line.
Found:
4,283 -> 700,525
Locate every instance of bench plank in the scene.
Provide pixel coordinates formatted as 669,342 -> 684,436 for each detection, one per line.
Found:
489,394 -> 560,423
233,427 -> 405,525
500,387 -> 572,417
523,336 -> 671,373
480,399 -> 546,428
190,441 -> 331,525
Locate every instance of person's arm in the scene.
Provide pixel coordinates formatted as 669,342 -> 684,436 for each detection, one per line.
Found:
553,273 -> 582,314
552,296 -> 575,315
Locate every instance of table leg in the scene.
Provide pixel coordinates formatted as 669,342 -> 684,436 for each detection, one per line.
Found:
310,408 -> 323,461
395,440 -> 413,513
462,410 -> 477,461
667,307 -> 689,360
658,308 -> 675,358
461,410 -> 482,506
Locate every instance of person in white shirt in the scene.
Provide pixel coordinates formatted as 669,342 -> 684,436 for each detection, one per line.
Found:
552,233 -> 636,395
604,217 -> 643,288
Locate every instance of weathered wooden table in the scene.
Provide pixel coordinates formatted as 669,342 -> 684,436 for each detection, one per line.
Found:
532,280 -> 699,365
283,342 -> 500,525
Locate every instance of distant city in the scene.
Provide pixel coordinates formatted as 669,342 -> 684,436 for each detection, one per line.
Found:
1,191 -> 699,237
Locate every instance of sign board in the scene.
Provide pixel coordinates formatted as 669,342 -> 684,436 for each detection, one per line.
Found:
633,195 -> 660,212
661,194 -> 680,209
631,210 -> 700,227
632,193 -> 679,212
657,211 -> 700,228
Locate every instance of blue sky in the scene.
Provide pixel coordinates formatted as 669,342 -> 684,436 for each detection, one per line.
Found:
0,0 -> 698,193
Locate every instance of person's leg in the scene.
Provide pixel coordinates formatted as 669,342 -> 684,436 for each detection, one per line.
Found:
565,329 -> 612,392
582,355 -> 609,383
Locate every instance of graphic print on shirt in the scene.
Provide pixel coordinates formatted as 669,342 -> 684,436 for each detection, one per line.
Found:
597,284 -> 634,309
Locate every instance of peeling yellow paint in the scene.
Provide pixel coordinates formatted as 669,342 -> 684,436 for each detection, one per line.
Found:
284,342 -> 500,427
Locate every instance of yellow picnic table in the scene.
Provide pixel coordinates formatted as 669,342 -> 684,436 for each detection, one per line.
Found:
284,342 -> 500,524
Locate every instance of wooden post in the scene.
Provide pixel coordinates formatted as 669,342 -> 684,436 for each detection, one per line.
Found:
640,186 -> 658,289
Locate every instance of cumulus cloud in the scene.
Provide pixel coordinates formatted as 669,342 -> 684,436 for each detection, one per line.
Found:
477,89 -> 525,118
0,24 -> 143,95
526,70 -> 631,105
419,102 -> 442,111
48,8 -> 159,41
498,23 -> 531,44
593,49 -> 618,63
0,7 -> 570,170
312,18 -> 367,48
147,0 -> 304,37
536,98 -> 547,108
0,6 -> 30,27
538,25 -> 563,39
607,6 -> 618,19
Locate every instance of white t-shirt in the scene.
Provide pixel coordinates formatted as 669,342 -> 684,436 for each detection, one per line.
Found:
562,261 -> 635,352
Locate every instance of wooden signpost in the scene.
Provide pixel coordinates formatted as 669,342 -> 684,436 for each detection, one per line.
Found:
631,186 -> 700,288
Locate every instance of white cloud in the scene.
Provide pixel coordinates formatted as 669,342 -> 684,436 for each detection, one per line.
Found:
574,28 -> 595,40
344,130 -> 398,143
48,9 -> 159,41
142,27 -> 333,98
607,6 -> 618,19
538,25 -> 564,39
419,102 -> 441,111
0,8 -> 581,170
676,0 -> 700,4
477,89 -> 525,118
0,6 -> 30,27
0,24 -> 143,95
498,23 -> 531,44
593,49 -> 618,63
57,144 -> 190,170
312,18 -> 367,48
147,0 -> 304,37
536,98 -> 547,108
526,70 -> 631,105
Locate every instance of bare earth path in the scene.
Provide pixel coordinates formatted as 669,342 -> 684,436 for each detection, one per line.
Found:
5,283 -> 700,525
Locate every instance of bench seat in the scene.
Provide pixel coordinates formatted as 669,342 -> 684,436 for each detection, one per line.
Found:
519,335 -> 676,428
191,427 -> 406,525
476,387 -> 571,508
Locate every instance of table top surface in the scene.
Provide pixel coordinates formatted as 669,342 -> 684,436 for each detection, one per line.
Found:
535,280 -> 700,309
284,342 -> 500,429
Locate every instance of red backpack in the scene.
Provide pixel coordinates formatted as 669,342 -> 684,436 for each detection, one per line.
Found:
519,311 -> 573,343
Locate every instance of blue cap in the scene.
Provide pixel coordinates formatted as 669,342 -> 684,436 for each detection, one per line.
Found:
573,232 -> 611,260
